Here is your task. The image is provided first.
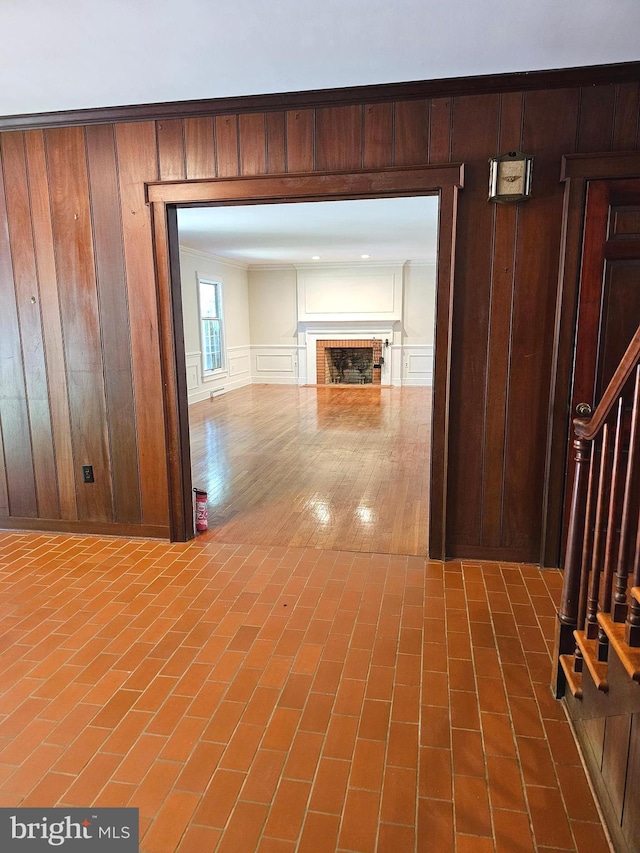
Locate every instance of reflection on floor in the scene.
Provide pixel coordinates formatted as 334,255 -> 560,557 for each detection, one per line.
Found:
189,385 -> 430,557
0,532 -> 610,852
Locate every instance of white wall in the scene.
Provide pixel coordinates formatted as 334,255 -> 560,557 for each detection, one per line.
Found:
401,261 -> 436,385
248,266 -> 301,384
297,264 -> 403,322
181,251 -> 436,398
180,248 -> 252,402
248,267 -> 298,344
403,262 -> 436,345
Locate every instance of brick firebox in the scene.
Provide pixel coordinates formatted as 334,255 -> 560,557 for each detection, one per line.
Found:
316,339 -> 383,385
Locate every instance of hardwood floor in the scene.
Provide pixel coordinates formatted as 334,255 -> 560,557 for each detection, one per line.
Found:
189,385 -> 431,556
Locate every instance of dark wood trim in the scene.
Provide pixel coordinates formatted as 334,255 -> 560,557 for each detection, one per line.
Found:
541,151 -> 640,568
2,62 -> 639,132
0,517 -> 169,538
146,164 -> 464,205
448,544 -> 537,563
561,151 -> 640,180
149,166 -> 464,553
430,184 -> 459,560
151,203 -> 193,542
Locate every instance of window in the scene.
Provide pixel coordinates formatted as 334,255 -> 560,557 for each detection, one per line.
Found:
198,278 -> 224,374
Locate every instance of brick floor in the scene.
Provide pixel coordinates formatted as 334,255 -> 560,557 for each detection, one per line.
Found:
0,531 -> 612,851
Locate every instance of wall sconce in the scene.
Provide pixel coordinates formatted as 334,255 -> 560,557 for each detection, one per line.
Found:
488,151 -> 533,203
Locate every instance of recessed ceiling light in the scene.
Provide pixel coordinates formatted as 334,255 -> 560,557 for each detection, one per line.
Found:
312,255 -> 321,260
360,254 -> 370,259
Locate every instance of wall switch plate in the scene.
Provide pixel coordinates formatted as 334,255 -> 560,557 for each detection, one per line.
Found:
82,465 -> 94,483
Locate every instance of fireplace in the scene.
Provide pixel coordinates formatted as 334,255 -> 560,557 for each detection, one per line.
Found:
316,339 -> 383,385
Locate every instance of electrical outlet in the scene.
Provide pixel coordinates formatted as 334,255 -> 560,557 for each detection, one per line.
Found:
82,465 -> 94,483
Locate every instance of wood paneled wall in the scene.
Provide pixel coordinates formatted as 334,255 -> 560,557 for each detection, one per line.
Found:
0,78 -> 638,558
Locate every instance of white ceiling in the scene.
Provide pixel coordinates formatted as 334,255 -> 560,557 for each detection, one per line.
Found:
4,1 -> 637,266
1,0 -> 638,118
177,197 -> 440,265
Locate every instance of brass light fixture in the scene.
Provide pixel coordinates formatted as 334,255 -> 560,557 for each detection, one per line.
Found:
488,151 -> 533,203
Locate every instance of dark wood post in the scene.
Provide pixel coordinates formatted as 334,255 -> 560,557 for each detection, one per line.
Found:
552,435 -> 591,697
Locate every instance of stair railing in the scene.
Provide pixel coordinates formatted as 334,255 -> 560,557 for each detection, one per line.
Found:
554,325 -> 640,698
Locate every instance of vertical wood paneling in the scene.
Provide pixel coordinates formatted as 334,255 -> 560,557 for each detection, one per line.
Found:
394,100 -> 429,165
613,82 -> 640,150
502,88 -> 580,551
115,121 -> 169,528
622,714 -> 640,848
239,113 -> 267,176
24,130 -> 77,520
86,124 -> 141,524
286,110 -> 314,172
429,98 -> 452,163
578,85 -> 615,153
602,714 -> 632,822
45,126 -> 113,523
363,103 -> 394,168
482,92 -> 523,547
447,93 -> 500,550
0,145 -> 37,517
316,106 -> 362,171
1,132 -> 59,519
266,112 -> 286,174
184,117 -> 215,179
157,119 -> 186,180
0,77 -> 637,554
215,115 -> 240,177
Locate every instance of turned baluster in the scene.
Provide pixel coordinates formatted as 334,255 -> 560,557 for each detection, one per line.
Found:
625,513 -> 640,646
623,368 -> 640,646
612,368 -> 640,622
597,398 -> 624,661
585,425 -> 610,639
573,445 -> 599,670
558,437 -> 591,633
553,434 -> 591,696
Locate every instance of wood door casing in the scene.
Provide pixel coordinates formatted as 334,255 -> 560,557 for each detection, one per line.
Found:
542,154 -> 640,568
148,165 -> 463,555
572,178 -> 640,412
560,178 -> 640,558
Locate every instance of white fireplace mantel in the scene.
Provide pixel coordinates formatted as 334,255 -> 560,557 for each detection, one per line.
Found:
299,321 -> 398,386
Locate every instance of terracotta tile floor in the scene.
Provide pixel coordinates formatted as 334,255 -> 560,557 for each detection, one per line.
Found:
0,532 -> 612,852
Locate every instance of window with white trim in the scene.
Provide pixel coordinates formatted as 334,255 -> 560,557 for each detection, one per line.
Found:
198,277 -> 224,374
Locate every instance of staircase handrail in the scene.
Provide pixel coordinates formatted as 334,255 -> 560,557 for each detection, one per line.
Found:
574,325 -> 640,440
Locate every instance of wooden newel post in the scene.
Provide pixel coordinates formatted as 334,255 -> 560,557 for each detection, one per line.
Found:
552,435 -> 591,697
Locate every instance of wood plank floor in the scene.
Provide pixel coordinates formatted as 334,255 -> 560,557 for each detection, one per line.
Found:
189,385 -> 431,556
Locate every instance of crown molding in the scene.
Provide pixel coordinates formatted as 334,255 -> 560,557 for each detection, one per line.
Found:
179,245 -> 249,270
1,61 -> 638,132
294,260 -> 406,271
247,264 -> 297,272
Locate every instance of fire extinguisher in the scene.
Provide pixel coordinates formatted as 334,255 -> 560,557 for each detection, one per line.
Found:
194,488 -> 208,532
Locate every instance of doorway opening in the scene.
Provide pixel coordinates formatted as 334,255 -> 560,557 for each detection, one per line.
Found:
175,196 -> 438,556
148,165 -> 463,558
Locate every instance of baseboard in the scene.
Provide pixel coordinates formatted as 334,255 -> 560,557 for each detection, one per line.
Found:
188,374 -> 251,403
0,517 -> 170,539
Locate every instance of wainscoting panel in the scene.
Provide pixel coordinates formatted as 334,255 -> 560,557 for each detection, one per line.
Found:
229,351 -> 250,378
185,353 -> 200,391
251,346 -> 300,384
402,345 -> 434,386
186,347 -> 251,404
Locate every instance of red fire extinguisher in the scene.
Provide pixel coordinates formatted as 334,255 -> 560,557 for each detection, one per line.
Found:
194,488 -> 208,532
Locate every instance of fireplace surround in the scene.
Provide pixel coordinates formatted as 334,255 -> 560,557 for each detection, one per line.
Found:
316,339 -> 383,385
